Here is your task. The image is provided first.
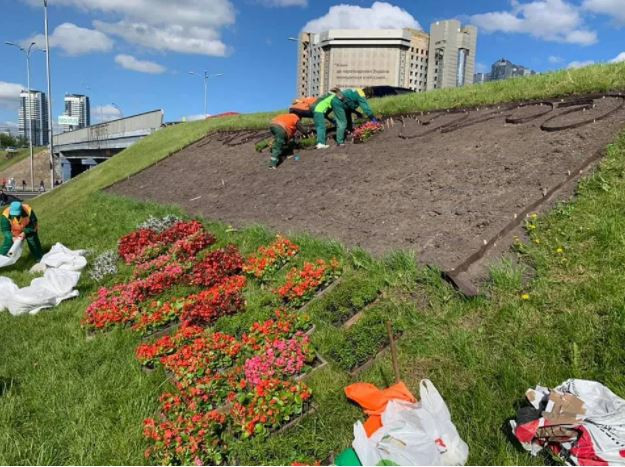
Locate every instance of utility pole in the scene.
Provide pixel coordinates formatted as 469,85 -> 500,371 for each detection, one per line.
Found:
44,0 -> 54,189
5,41 -> 36,190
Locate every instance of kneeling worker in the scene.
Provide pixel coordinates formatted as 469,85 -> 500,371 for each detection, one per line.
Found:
269,113 -> 305,168
0,201 -> 43,261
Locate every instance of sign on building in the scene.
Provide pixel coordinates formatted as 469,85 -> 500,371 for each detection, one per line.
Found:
58,115 -> 80,126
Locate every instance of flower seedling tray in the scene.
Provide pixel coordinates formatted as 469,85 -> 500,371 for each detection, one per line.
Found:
348,330 -> 404,377
342,297 -> 381,329
298,277 -> 343,313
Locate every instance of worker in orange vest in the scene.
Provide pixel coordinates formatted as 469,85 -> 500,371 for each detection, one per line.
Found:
0,201 -> 43,261
289,96 -> 317,119
268,113 -> 305,168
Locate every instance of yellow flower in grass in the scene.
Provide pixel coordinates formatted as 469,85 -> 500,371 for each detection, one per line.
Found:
556,247 -> 564,254
531,213 -> 538,219
521,293 -> 530,300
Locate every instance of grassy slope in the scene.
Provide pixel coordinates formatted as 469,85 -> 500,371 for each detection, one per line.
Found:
0,147 -> 44,174
0,63 -> 624,464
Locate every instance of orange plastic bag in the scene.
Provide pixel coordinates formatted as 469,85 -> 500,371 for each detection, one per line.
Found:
345,381 -> 416,436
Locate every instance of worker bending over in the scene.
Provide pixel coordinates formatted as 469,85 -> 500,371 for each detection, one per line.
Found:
332,88 -> 377,146
0,201 -> 43,261
268,113 -> 305,168
313,88 -> 377,148
289,97 -> 318,119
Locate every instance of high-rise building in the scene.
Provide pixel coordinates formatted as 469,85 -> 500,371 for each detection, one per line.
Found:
473,72 -> 491,84
426,20 -> 477,91
295,19 -> 477,98
490,58 -> 536,81
62,94 -> 90,132
18,90 -> 48,146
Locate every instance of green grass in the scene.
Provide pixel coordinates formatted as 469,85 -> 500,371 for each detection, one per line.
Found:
0,147 -> 44,173
1,64 -> 625,464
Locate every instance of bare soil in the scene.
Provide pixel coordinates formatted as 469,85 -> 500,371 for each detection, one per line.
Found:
110,95 -> 625,280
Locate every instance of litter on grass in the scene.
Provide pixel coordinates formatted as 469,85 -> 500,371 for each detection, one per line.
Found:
347,379 -> 468,466
511,379 -> 625,465
0,243 -> 87,316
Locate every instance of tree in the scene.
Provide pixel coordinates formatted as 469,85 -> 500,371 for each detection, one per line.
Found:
0,133 -> 17,148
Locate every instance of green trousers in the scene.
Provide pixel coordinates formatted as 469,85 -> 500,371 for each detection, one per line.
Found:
1,232 -> 44,261
269,125 -> 288,167
331,98 -> 354,144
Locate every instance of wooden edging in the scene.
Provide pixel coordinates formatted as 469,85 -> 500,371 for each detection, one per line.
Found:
341,296 -> 382,329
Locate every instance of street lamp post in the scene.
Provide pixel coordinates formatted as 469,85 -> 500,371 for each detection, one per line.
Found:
111,102 -> 123,118
43,0 -> 54,189
188,71 -> 224,117
5,41 -> 36,191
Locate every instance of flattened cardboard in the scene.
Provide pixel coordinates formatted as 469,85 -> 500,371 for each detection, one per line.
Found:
541,392 -> 586,425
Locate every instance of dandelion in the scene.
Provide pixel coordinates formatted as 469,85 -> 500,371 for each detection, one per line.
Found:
521,293 -> 530,300
556,247 -> 564,254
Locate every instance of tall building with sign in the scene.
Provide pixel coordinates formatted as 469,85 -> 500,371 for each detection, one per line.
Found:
295,20 -> 477,97
61,94 -> 90,132
18,90 -> 48,146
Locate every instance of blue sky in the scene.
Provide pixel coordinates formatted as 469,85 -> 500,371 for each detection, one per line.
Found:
0,0 -> 623,130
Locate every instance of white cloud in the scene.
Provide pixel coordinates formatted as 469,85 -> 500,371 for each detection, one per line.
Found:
0,81 -> 24,110
259,0 -> 307,6
548,55 -> 564,64
26,23 -> 113,56
92,104 -> 122,123
567,60 -> 595,69
583,0 -> 625,25
610,52 -> 625,63
22,0 -> 235,56
114,54 -> 166,74
96,21 -> 228,56
302,1 -> 421,32
470,0 -> 597,45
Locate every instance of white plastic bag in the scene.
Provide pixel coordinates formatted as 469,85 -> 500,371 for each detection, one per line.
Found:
353,379 -> 469,466
0,237 -> 23,268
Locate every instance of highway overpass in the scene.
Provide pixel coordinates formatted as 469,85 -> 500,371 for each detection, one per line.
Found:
53,110 -> 163,179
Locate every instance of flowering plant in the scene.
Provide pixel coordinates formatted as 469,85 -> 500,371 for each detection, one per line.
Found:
188,246 -> 243,287
135,323 -> 204,367
181,275 -> 246,325
276,259 -> 341,307
231,378 -> 312,438
352,121 -> 383,143
243,235 -> 299,280
243,336 -> 314,385
143,407 -> 227,466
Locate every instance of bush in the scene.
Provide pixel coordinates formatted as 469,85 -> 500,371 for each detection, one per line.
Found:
328,302 -> 404,371
309,273 -> 379,325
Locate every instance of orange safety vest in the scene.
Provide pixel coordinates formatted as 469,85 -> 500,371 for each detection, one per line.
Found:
271,114 -> 300,139
2,203 -> 35,237
290,96 -> 317,112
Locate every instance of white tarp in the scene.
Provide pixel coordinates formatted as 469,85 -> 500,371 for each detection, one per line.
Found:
0,243 -> 87,316
0,238 -> 24,268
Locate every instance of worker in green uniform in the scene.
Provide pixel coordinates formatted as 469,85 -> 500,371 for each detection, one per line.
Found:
0,201 -> 43,261
332,88 -> 377,146
313,88 -> 377,148
312,91 -> 337,149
